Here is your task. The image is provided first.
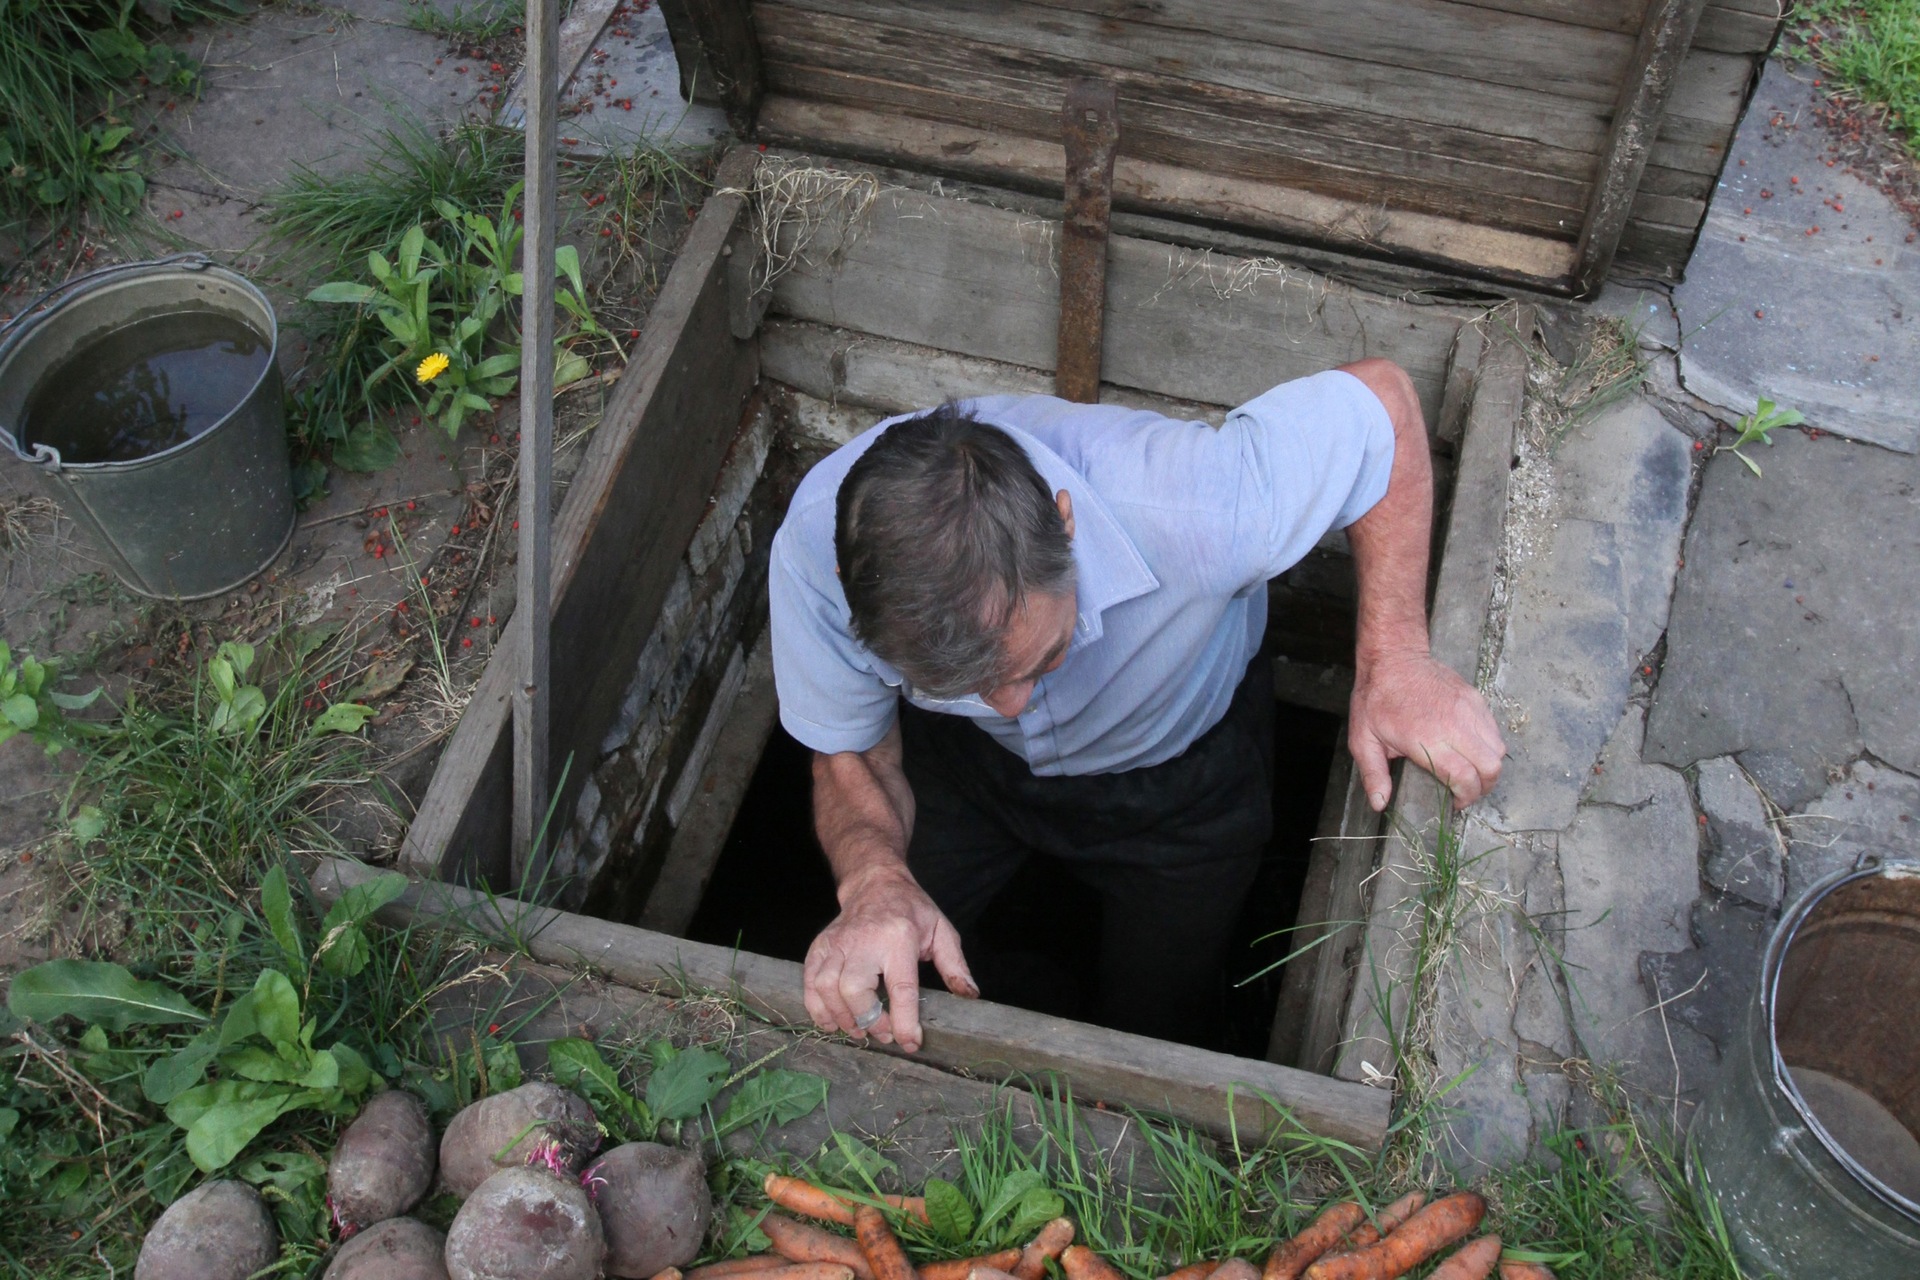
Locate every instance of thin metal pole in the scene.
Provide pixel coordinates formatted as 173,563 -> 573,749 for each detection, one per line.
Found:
512,0 -> 558,889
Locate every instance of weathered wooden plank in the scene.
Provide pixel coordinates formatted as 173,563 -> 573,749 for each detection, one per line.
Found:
637,632 -> 779,936
1635,162 -> 1716,201
762,62 -> 1585,239
657,0 -> 724,105
400,148 -> 762,884
314,856 -> 1394,1150
1663,46 -> 1757,127
977,0 -> 1636,104
1693,3 -> 1781,54
1334,319 -> 1526,1085
1572,0 -> 1709,295
760,319 -> 1230,425
1614,219 -> 1699,277
764,182 -> 1476,420
756,100 -> 1580,291
1628,188 -> 1708,231
676,0 -> 763,128
757,0 -> 1615,157
1442,0 -> 1777,53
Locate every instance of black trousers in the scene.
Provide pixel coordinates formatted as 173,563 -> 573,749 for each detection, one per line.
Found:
900,661 -> 1275,1043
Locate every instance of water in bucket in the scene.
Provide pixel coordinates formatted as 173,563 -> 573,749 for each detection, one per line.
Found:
19,309 -> 270,464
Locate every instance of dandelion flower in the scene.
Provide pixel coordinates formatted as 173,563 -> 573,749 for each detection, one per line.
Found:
415,352 -> 451,383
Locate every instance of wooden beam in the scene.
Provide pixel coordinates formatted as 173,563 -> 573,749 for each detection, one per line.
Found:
1334,316 -> 1529,1085
313,857 -> 1394,1151
514,0 -> 561,886
1571,0 -> 1710,296
1055,78 -> 1118,404
400,148 -> 764,887
675,0 -> 764,131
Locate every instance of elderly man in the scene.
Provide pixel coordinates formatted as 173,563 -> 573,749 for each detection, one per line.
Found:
768,359 -> 1505,1052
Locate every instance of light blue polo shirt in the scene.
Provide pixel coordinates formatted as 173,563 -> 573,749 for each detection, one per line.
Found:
768,370 -> 1395,776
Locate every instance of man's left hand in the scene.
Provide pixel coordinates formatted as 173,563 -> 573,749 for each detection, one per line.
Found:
1348,649 -> 1506,812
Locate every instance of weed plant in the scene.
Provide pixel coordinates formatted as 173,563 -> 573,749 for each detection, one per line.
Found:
405,0 -> 527,42
1794,0 -> 1920,154
0,0 -> 240,226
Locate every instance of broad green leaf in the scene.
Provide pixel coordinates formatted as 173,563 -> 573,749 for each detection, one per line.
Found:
47,686 -> 101,711
311,702 -> 376,735
0,1107 -> 18,1141
243,970 -> 302,1050
1004,1186 -> 1065,1242
978,1169 -> 1046,1235
297,1046 -> 341,1090
7,960 -> 205,1032
68,805 -> 108,842
144,1029 -> 219,1104
818,1131 -> 896,1187
184,1087 -> 298,1171
218,642 -> 255,679
260,865 -> 304,973
473,350 -> 521,378
2,693 -> 37,730
18,657 -> 44,695
233,1149 -> 326,1194
923,1178 -> 974,1244
645,1044 -> 731,1123
717,1068 -> 827,1135
307,282 -> 379,305
553,348 -> 591,390
549,1037 -> 622,1096
555,243 -> 587,296
333,422 -> 401,472
316,873 -> 407,977
223,1044 -> 307,1083
399,224 -> 426,276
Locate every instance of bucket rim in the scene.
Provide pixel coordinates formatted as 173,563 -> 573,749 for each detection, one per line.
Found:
1763,857 -> 1920,1223
0,257 -> 279,474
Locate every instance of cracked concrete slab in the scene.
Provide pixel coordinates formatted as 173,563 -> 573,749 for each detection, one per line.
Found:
1674,60 -> 1919,452
1645,430 -> 1920,808
1784,760 -> 1920,906
1488,397 -> 1692,832
1559,708 -> 1716,1114
1698,756 -> 1786,907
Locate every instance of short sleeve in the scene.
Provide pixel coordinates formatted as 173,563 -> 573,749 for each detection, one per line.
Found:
1224,369 -> 1396,583
768,522 -> 899,755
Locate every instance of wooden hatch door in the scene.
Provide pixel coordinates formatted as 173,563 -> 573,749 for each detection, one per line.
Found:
661,0 -> 1781,295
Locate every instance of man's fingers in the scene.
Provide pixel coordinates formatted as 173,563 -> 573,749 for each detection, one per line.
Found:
927,920 -> 979,1000
1350,724 -> 1395,812
881,956 -> 923,1052
1424,741 -> 1491,808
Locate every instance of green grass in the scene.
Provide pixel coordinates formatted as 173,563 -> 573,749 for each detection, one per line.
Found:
0,0 -> 242,227
1793,0 -> 1920,154
404,0 -> 526,42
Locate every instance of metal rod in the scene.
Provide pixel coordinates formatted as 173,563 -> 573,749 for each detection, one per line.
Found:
1056,78 -> 1118,404
512,0 -> 559,889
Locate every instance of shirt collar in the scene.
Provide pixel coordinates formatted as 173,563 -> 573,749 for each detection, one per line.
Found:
992,423 -> 1159,648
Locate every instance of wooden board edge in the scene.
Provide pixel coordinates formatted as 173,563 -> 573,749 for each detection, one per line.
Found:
312,856 -> 1392,1151
1330,316 -> 1527,1085
754,96 -> 1580,295
399,145 -> 765,884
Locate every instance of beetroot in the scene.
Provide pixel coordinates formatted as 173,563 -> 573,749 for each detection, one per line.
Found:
323,1217 -> 448,1280
136,1180 -> 278,1280
438,1081 -> 599,1200
329,1090 -> 436,1231
444,1166 -> 607,1280
585,1142 -> 711,1278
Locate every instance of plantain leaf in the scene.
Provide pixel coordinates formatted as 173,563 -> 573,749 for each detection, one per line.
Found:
924,1178 -> 975,1244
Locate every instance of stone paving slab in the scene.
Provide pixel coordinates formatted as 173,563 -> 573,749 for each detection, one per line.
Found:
1784,760 -> 1920,906
1645,429 -> 1920,810
1674,60 -> 1918,452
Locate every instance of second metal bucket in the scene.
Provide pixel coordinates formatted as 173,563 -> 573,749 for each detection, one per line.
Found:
0,255 -> 291,600
1690,861 -> 1920,1278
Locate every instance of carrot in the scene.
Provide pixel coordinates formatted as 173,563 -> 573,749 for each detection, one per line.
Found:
1302,1193 -> 1486,1280
1496,1263 -> 1557,1280
854,1206 -> 918,1280
887,1195 -> 931,1224
967,1269 -> 1023,1280
1013,1218 -> 1076,1280
1427,1238 -> 1501,1280
1159,1262 -> 1224,1280
762,1214 -> 876,1280
1337,1194 -> 1427,1253
1264,1202 -> 1368,1280
767,1175 -> 859,1226
1060,1246 -> 1128,1280
687,1258 -> 791,1280
1208,1261 -> 1260,1280
922,1251 -> 1022,1280
756,1266 -> 858,1280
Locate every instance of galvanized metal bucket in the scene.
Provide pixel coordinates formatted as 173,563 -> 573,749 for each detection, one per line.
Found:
1690,861 -> 1920,1278
0,254 -> 291,600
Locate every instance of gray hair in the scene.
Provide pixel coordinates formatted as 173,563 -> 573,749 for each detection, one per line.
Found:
834,404 -> 1075,698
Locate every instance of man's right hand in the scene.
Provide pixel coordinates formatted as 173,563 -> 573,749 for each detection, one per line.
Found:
802,861 -> 978,1053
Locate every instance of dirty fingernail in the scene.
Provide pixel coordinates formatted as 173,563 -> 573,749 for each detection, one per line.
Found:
1370,791 -> 1388,809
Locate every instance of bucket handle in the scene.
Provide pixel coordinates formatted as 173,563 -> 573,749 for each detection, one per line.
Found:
0,253 -> 215,465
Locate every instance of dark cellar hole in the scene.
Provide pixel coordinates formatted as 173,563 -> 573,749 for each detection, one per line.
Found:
684,699 -> 1343,1060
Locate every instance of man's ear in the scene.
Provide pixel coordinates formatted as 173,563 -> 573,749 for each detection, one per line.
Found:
1055,489 -> 1076,540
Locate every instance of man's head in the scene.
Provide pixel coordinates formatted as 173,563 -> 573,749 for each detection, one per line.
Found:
835,404 -> 1077,714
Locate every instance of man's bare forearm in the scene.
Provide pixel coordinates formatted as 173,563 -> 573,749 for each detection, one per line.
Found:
1340,359 -> 1434,667
812,719 -> 917,900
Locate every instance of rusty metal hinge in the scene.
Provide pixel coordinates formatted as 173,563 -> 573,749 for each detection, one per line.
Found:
1056,78 -> 1119,404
